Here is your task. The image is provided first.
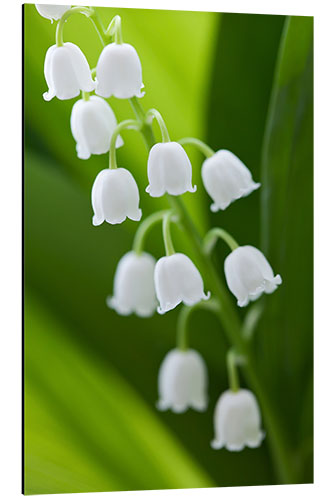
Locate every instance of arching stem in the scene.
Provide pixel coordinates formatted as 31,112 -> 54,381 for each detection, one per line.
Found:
178,137 -> 215,158
177,299 -> 220,351
203,227 -> 239,254
109,120 -> 141,169
145,109 -> 170,143
162,212 -> 175,256
132,210 -> 170,255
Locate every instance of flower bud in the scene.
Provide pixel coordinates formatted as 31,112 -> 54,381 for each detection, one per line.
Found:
70,96 -> 123,160
146,142 -> 196,198
107,251 -> 157,317
224,245 -> 282,307
201,150 -> 260,211
91,168 -> 142,226
157,348 -> 208,413
43,42 -> 95,101
211,389 -> 265,451
154,253 -> 210,314
96,43 -> 144,99
35,4 -> 71,22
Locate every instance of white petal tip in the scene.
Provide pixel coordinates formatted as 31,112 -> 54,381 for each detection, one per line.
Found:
210,440 -> 223,450
129,209 -> 142,222
92,215 -> 103,226
43,91 -> 54,102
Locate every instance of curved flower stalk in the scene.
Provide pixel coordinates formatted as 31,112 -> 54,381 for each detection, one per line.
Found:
35,4 -> 71,22
43,42 -> 95,101
224,245 -> 282,307
157,348 -> 208,413
91,168 -> 142,226
70,96 -> 123,160
202,150 -> 260,211
96,43 -> 144,99
146,142 -> 196,197
211,389 -> 265,451
107,251 -> 157,317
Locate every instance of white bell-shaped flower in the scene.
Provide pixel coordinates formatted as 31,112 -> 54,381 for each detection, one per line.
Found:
91,168 -> 142,226
146,142 -> 196,197
43,42 -> 95,101
211,389 -> 265,451
202,150 -> 260,211
95,43 -> 144,99
154,253 -> 210,314
157,348 -> 208,413
224,245 -> 282,307
70,96 -> 123,160
35,4 -> 71,21
107,251 -> 157,317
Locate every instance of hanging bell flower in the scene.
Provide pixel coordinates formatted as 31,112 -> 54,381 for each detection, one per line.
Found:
157,348 -> 208,413
154,253 -> 210,314
70,96 -> 123,160
201,150 -> 260,211
107,251 -> 157,317
35,4 -> 71,22
211,389 -> 265,451
91,168 -> 142,226
95,43 -> 144,99
43,42 -> 95,101
146,142 -> 196,197
224,245 -> 282,307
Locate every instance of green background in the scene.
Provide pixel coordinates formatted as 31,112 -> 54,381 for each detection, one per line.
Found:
24,4 -> 313,494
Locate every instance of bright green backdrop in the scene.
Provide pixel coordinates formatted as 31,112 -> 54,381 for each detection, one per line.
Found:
24,4 -> 313,494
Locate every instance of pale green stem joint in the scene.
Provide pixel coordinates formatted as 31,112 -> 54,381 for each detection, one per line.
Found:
82,91 -> 90,102
203,227 -> 239,254
145,109 -> 170,143
162,212 -> 175,256
109,119 -> 141,169
132,210 -> 170,255
178,137 -> 215,158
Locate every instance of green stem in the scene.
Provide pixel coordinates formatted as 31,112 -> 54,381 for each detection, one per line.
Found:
56,6 -> 95,47
242,303 -> 264,341
109,119 -> 141,169
162,212 -> 175,256
177,299 -> 220,351
105,15 -> 123,44
203,227 -> 239,254
82,91 -> 90,102
178,137 -> 215,158
129,98 -> 155,149
145,109 -> 170,143
88,10 -> 112,46
227,349 -> 240,392
128,94 -> 295,485
132,210 -> 170,255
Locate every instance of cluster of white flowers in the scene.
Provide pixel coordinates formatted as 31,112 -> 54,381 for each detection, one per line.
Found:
37,5 -> 282,453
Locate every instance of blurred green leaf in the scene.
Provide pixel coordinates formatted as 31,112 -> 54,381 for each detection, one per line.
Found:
206,13 -> 285,247
25,291 -> 215,494
259,16 -> 313,481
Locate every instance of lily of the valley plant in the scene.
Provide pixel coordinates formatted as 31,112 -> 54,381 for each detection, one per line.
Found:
37,5 -> 282,455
